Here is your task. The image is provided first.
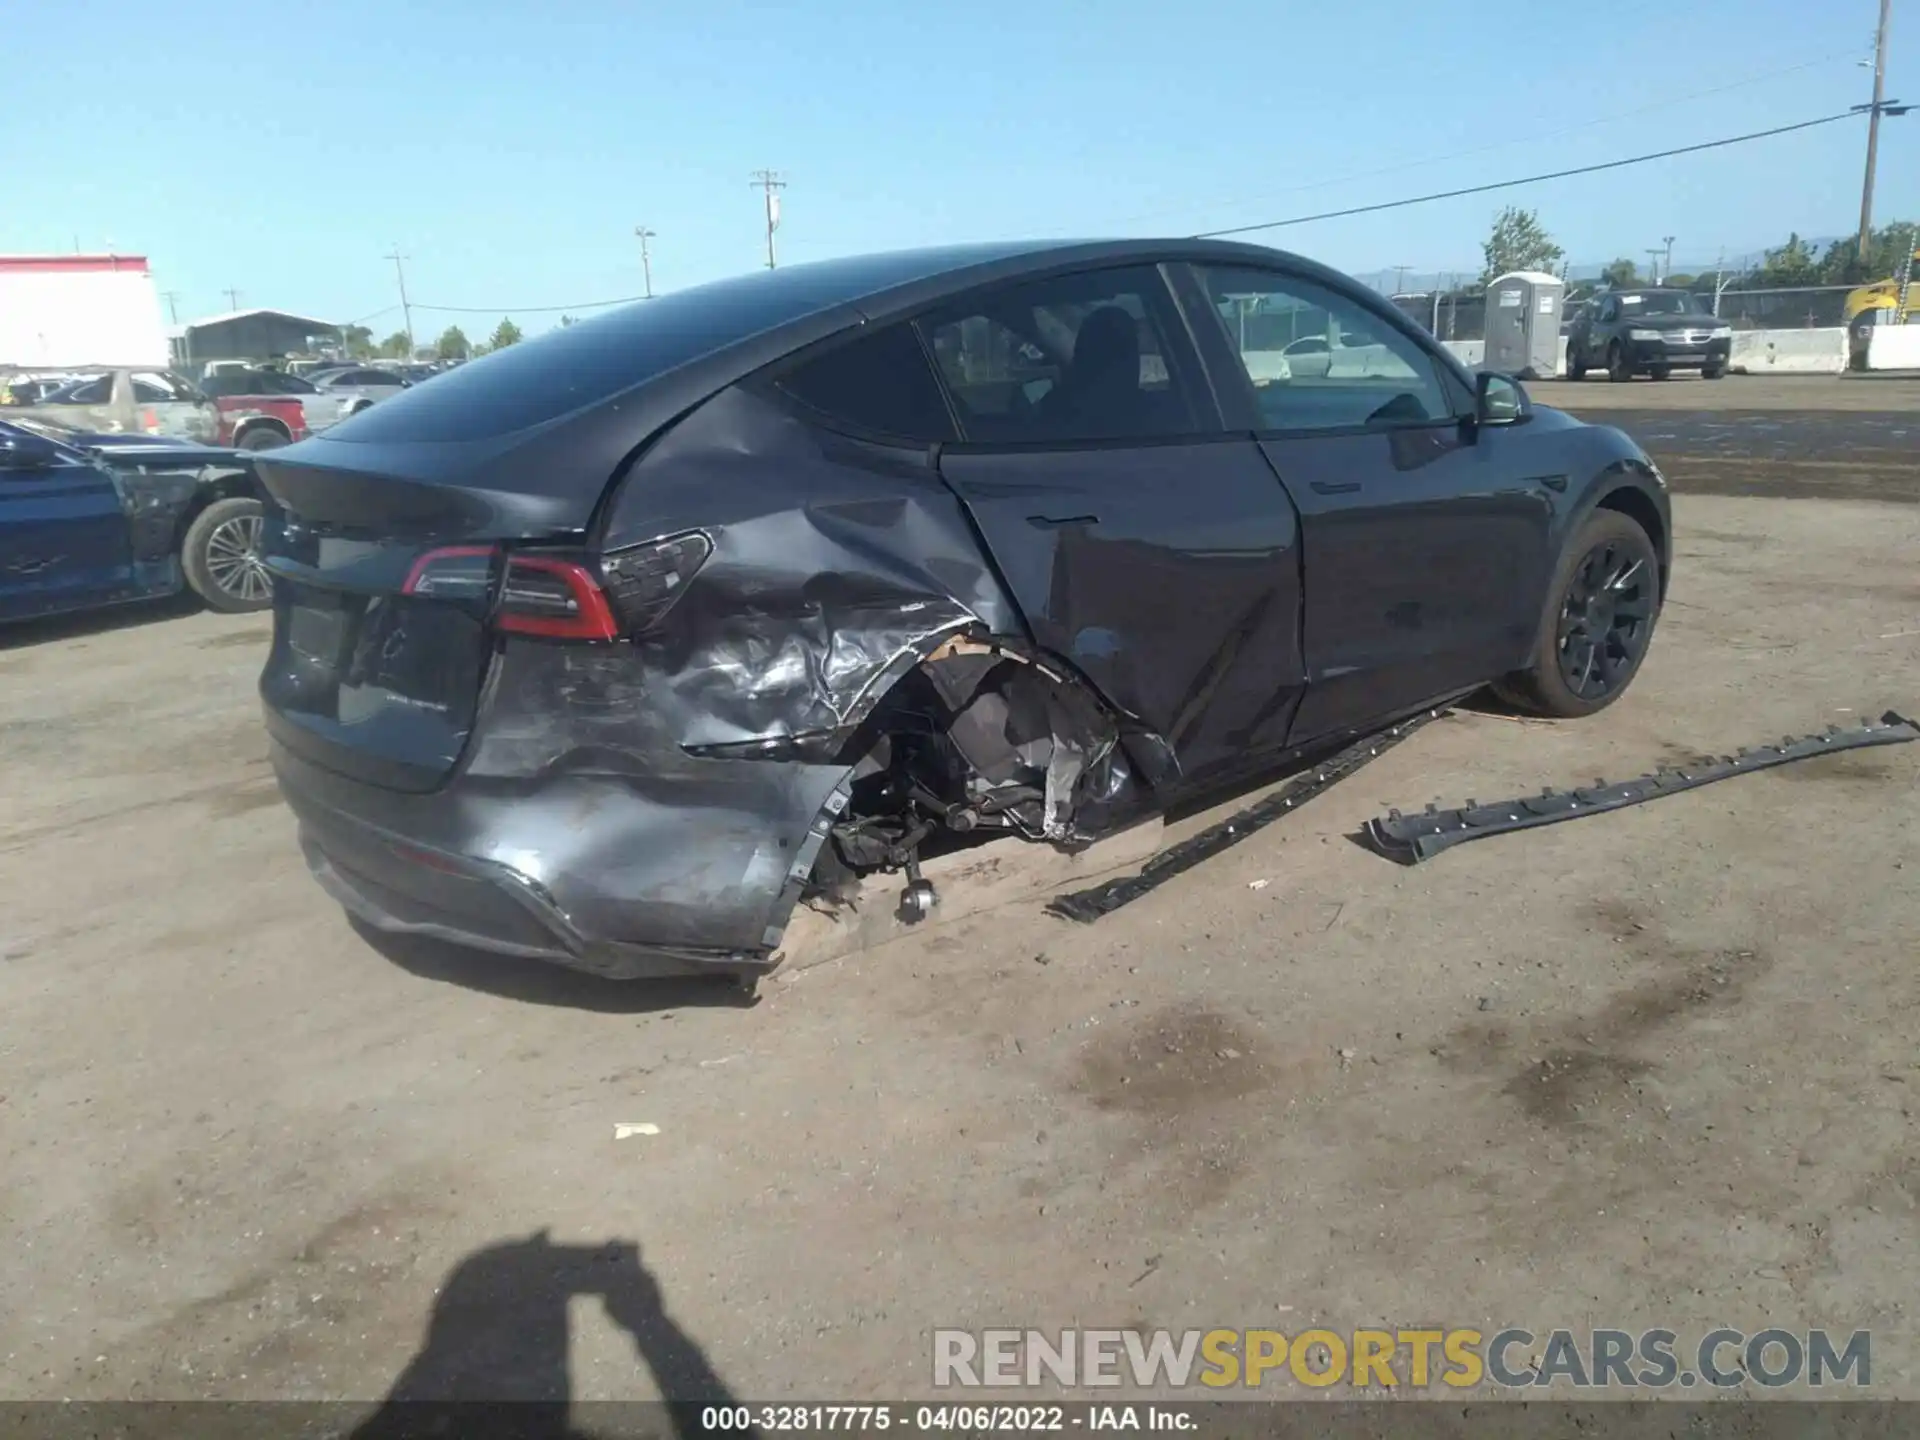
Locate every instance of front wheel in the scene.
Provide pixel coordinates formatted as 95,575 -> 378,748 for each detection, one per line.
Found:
1606,343 -> 1635,383
1566,345 -> 1588,381
1702,359 -> 1728,380
1493,510 -> 1660,719
182,496 -> 273,613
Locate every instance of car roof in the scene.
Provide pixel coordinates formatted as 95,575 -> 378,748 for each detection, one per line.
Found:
260,237 -> 1369,501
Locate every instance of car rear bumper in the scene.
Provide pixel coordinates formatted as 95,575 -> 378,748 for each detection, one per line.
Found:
1625,338 -> 1732,368
270,730 -> 849,981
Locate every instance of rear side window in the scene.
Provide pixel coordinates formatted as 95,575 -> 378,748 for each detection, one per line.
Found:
774,325 -> 956,442
916,265 -> 1205,445
327,268 -> 870,444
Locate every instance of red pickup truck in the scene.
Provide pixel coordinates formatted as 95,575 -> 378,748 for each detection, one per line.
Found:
199,369 -> 313,449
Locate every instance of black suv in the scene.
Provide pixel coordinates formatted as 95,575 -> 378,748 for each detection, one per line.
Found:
1566,289 -> 1733,382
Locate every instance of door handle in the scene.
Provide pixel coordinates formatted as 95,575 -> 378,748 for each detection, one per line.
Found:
1309,481 -> 1361,495
1027,513 -> 1099,528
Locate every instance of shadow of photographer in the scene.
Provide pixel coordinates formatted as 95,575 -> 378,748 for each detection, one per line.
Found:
354,1230 -> 741,1440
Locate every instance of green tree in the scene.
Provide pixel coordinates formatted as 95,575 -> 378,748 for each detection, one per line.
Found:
1480,207 -> 1564,284
1753,233 -> 1820,289
1663,272 -> 1695,290
435,325 -> 471,360
340,324 -> 374,359
1600,258 -> 1639,288
1816,221 -> 1920,286
379,330 -> 412,359
489,318 -> 523,349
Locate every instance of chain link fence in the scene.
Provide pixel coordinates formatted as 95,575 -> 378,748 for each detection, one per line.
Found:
1376,267 -> 1873,340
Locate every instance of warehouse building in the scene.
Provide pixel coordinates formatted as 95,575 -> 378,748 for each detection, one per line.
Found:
169,309 -> 340,372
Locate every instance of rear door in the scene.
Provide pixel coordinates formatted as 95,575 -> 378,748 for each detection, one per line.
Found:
0,428 -> 136,622
1179,262 -> 1554,747
920,263 -> 1307,785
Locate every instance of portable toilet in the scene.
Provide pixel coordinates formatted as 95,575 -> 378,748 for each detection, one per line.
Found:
1483,270 -> 1565,379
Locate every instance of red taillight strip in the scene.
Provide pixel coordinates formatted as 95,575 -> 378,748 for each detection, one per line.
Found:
495,555 -> 620,642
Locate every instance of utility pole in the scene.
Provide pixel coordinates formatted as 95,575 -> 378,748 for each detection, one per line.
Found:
750,170 -> 786,269
1644,249 -> 1665,285
160,290 -> 182,324
223,287 -> 242,311
1662,235 -> 1676,280
1393,265 -> 1411,294
1859,0 -> 1894,264
635,226 -> 656,298
385,245 -> 415,356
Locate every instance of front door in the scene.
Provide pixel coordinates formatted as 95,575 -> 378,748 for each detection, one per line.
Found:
0,430 -> 136,622
921,263 -> 1306,785
1179,262 -> 1555,747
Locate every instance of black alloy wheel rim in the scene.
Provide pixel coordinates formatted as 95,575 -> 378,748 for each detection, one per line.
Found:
1556,539 -> 1655,700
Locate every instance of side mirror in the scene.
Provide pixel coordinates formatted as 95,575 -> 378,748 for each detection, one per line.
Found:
0,432 -> 59,470
1476,371 -> 1531,426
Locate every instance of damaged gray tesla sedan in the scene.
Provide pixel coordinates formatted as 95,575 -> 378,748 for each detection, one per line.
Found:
256,239 -> 1670,982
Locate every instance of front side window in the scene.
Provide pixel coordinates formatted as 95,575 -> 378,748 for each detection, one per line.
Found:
917,266 -> 1203,444
1194,265 -> 1453,432
774,323 -> 956,442
60,377 -> 112,405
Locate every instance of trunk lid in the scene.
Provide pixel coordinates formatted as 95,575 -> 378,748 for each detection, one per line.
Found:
256,445 -> 606,794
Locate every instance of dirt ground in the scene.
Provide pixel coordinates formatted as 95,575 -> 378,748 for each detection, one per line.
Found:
1,383 -> 1917,1407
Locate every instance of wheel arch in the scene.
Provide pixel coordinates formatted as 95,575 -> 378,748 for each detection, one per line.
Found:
233,415 -> 292,445
1583,469 -> 1671,600
173,471 -> 265,553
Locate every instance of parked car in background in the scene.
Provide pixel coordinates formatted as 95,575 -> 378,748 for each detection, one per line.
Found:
1566,288 -> 1733,381
2,374 -> 87,406
0,416 -> 273,619
21,370 -> 218,442
257,238 -> 1671,987
196,370 -> 318,449
310,366 -> 409,416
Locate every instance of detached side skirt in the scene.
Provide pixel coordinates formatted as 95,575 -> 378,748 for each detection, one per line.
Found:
1047,707 -> 1449,923
1365,710 -> 1920,866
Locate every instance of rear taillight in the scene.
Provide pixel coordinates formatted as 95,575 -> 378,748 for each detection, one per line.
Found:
400,535 -> 707,642
600,531 -> 711,634
495,554 -> 620,641
403,545 -> 496,601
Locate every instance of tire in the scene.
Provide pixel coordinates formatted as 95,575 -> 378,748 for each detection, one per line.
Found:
1492,509 -> 1661,719
1606,342 -> 1635,383
1566,346 -> 1588,381
181,496 -> 273,613
1702,360 -> 1728,380
236,425 -> 289,451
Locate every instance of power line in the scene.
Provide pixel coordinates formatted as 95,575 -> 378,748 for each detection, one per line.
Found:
408,294 -> 650,315
1193,111 -> 1861,239
1111,51 -> 1854,233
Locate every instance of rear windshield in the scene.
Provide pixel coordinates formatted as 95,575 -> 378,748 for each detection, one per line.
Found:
324,270 -> 868,444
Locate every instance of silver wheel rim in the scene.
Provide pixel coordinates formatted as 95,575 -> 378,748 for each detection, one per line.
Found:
204,513 -> 271,602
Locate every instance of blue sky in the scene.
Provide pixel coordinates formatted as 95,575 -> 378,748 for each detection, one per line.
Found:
10,0 -> 1914,338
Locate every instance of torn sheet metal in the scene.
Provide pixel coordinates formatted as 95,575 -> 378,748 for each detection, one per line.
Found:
1047,707 -> 1449,923
604,385 -> 1024,754
1364,710 -> 1920,866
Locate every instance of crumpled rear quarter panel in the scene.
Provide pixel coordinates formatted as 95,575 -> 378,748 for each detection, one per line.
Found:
388,382 -> 1029,959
